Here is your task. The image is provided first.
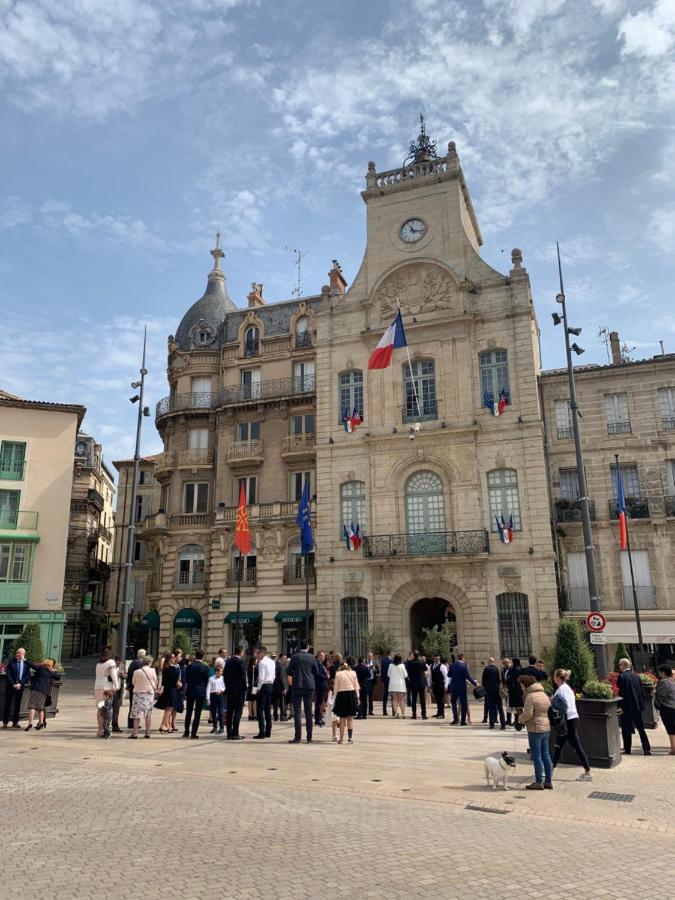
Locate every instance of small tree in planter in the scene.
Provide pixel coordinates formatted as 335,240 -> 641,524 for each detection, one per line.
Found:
613,642 -> 631,673
420,624 -> 455,662
364,625 -> 397,658
172,630 -> 193,657
552,618 -> 595,692
10,623 -> 45,662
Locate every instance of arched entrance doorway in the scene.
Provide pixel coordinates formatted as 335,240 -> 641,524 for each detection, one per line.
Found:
173,608 -> 202,651
410,597 -> 457,653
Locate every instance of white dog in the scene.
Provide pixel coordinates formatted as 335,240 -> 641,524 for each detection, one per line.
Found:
484,751 -> 517,790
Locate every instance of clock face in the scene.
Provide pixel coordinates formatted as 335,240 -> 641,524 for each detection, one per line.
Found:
400,218 -> 427,243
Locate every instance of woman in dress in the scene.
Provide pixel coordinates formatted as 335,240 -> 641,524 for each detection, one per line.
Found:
387,654 -> 408,719
505,657 -> 523,729
94,648 -> 120,737
171,649 -> 185,731
155,652 -> 179,733
551,668 -> 592,781
332,657 -> 360,744
655,664 -> 675,754
129,656 -> 158,738
24,658 -> 58,731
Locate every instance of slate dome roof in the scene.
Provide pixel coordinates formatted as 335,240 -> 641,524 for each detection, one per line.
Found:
175,237 -> 237,350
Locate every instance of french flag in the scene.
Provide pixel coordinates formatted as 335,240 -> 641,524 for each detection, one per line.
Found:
484,389 -> 509,416
368,311 -> 407,369
616,465 -> 628,550
496,514 -> 513,544
343,523 -> 362,552
342,408 -> 362,433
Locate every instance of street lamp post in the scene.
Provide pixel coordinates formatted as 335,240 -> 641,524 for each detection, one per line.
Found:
553,244 -> 607,679
118,327 -> 150,663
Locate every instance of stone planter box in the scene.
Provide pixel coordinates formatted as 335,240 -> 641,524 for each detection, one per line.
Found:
0,674 -> 62,720
553,697 -> 621,769
641,685 -> 659,729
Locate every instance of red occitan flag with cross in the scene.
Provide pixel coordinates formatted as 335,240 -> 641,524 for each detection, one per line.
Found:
234,483 -> 250,555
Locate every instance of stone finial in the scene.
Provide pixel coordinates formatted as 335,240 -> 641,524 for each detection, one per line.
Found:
210,228 -> 224,271
447,141 -> 456,154
367,161 -> 376,172
511,248 -> 523,270
247,282 -> 264,308
329,259 -> 347,296
321,284 -> 331,297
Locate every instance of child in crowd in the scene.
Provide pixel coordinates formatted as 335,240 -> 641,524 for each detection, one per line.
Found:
207,664 -> 225,735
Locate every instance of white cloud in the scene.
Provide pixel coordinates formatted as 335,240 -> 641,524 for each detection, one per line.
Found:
619,0 -> 675,57
648,204 -> 675,244
0,195 -> 31,229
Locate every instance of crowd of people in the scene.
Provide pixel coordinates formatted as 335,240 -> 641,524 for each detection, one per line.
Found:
4,642 -> 674,787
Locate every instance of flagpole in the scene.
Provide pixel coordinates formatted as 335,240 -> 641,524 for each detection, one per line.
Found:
234,549 -> 242,654
304,558 -> 310,647
397,302 -> 422,421
615,454 -> 646,671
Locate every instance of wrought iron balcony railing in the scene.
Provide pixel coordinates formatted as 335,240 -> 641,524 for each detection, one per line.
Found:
556,426 -> 573,440
87,488 -> 104,511
622,585 -> 657,610
283,565 -> 316,586
281,434 -> 316,458
226,567 -> 257,588
156,391 -> 219,420
295,331 -> 313,349
554,499 -> 596,523
220,375 -> 315,406
174,572 -> 206,590
661,416 -> 675,432
402,401 -> 438,424
607,421 -> 632,435
226,440 -> 264,464
363,529 -> 489,559
608,497 -> 650,519
0,509 -> 39,531
244,341 -> 260,358
0,459 -> 25,480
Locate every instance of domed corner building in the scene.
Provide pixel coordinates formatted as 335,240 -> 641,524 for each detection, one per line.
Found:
140,126 -> 560,666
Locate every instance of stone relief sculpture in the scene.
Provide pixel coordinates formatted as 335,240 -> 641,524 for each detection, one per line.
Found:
375,263 -> 455,318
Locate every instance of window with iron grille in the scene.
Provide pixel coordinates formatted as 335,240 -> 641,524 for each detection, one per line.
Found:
554,399 -> 573,439
496,593 -> 532,658
479,349 -> 510,408
657,387 -> 675,430
340,481 -> 366,534
487,469 -> 522,531
177,544 -> 205,585
605,393 -> 631,434
403,359 -> 436,419
244,326 -> 260,356
339,370 -> 363,424
341,597 -> 368,659
559,468 -> 579,500
610,463 -> 640,498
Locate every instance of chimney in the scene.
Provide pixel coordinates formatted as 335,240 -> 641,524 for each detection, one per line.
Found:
329,259 -> 347,296
248,282 -> 265,308
609,331 -> 621,366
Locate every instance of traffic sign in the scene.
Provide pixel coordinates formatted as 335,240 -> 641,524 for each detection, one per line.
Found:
590,632 -> 607,644
586,612 -> 607,632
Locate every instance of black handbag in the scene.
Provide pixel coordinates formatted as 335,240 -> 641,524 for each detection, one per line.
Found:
473,686 -> 487,700
45,694 -> 52,708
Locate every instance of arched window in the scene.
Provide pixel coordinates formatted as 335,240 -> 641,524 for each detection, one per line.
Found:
403,359 -> 437,422
176,544 -> 205,587
295,315 -> 311,348
496,593 -> 532,658
479,349 -> 510,409
231,543 -> 257,587
487,469 -> 521,531
244,325 -> 260,357
405,471 -> 446,554
340,481 -> 366,535
341,597 -> 368,659
339,370 -> 364,425
287,539 -> 315,585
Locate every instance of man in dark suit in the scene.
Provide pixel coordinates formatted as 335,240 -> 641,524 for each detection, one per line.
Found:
3,647 -> 31,728
286,639 -> 322,743
354,657 -> 370,719
406,650 -> 428,720
481,657 -> 506,729
448,653 -> 478,725
380,650 -> 393,716
183,650 -> 210,739
519,655 -> 547,681
125,649 -> 146,730
224,646 -> 247,739
618,658 -> 651,755
430,655 -> 448,718
314,651 -> 328,727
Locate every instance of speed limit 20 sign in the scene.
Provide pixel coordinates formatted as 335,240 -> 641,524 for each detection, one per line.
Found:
585,612 -> 607,633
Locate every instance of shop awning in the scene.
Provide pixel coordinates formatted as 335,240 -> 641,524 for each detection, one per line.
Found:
224,611 -> 262,624
174,608 -> 202,629
141,610 -> 160,629
274,610 -> 314,624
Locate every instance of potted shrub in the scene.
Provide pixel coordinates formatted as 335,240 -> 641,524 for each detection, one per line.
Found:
364,624 -> 397,701
638,672 -> 659,729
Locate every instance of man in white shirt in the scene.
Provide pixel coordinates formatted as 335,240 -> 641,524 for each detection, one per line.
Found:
253,647 -> 275,739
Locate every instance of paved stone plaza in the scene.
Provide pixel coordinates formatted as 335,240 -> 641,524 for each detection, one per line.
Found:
1,662 -> 674,900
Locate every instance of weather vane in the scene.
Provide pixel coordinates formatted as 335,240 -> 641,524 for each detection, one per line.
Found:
404,113 -> 438,166
286,245 -> 308,298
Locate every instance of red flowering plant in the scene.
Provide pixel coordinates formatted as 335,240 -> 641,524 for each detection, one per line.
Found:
607,672 -> 620,697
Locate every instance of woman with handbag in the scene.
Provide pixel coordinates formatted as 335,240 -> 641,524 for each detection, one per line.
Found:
94,648 -> 120,737
551,668 -> 592,781
129,656 -> 158,738
155,652 -> 180,733
25,658 -> 58,731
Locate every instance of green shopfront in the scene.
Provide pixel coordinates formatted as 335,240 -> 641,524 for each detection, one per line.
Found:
275,611 -> 313,657
0,610 -> 66,663
173,608 -> 202,651
224,611 -> 261,655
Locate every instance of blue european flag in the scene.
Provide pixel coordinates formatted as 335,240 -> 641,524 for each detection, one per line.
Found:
296,479 -> 314,557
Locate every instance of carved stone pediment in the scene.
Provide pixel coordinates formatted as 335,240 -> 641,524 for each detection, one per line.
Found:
374,263 -> 456,319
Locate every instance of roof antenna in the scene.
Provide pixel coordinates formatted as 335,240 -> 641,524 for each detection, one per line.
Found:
285,245 -> 308,298
598,327 -> 611,365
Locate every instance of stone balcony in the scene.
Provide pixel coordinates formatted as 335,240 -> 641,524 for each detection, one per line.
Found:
215,499 -> 316,526
363,529 -> 489,559
281,434 -> 316,465
225,440 -> 264,471
154,448 -> 214,477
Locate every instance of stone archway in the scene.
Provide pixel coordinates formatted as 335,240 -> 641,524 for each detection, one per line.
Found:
410,597 -> 457,652
387,577 -> 470,653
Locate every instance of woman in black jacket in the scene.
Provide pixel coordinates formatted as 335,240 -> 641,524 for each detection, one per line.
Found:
25,658 -> 58,731
505,657 -> 524,728
155,652 -> 180,733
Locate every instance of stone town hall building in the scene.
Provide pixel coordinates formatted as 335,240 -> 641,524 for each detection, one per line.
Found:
136,127 -> 561,666
131,126 -> 675,663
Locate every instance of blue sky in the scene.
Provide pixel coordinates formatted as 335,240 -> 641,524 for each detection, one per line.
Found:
1,0 -> 674,464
